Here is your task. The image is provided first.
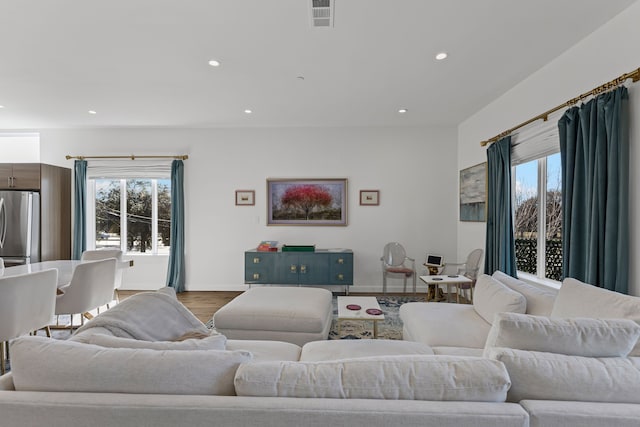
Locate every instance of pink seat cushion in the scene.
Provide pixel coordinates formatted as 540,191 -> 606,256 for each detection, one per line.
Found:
386,267 -> 414,277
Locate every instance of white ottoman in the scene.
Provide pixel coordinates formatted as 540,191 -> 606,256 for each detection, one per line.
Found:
213,287 -> 333,346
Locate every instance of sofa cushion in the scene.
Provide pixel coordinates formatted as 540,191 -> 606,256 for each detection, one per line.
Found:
484,312 -> 640,357
225,339 -> 302,362
86,332 -> 227,351
10,336 -> 251,396
473,274 -> 527,324
400,302 -> 491,348
300,339 -> 434,362
432,347 -> 484,357
486,347 -> 640,404
551,278 -> 640,355
520,400 -> 640,427
492,271 -> 557,316
234,355 -> 511,402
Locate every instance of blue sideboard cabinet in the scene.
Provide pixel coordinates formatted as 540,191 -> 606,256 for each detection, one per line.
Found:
244,249 -> 353,293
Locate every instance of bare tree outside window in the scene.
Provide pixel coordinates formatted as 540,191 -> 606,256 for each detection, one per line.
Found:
95,178 -> 171,254
514,153 -> 562,281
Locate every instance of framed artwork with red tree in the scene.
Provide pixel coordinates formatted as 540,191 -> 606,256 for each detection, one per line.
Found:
267,178 -> 347,226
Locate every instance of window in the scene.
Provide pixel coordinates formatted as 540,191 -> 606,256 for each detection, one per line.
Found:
513,152 -> 562,281
90,178 -> 171,255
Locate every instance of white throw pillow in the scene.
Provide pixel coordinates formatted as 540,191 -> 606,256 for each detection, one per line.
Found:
10,336 -> 251,396
473,274 -> 527,324
551,278 -> 640,355
487,347 -> 640,404
234,355 -> 510,402
483,312 -> 640,357
492,271 -> 557,316
87,333 -> 227,350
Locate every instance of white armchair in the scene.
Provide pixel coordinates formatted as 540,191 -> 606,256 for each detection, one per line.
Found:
0,269 -> 58,374
55,258 -> 117,329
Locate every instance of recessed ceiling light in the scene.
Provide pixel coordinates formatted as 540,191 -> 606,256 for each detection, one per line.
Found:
208,60 -> 221,67
0,105 -> 4,109
296,76 -> 305,80
244,109 -> 252,114
88,110 -> 97,115
398,108 -> 408,114
435,52 -> 448,60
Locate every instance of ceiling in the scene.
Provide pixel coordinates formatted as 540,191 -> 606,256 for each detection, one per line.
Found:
0,0 -> 636,130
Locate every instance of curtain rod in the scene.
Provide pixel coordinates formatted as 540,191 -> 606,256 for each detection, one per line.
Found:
480,67 -> 640,147
65,154 -> 189,160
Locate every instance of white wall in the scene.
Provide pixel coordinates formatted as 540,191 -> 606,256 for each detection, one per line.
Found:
457,2 -> 640,295
0,133 -> 40,162
39,126 -> 458,292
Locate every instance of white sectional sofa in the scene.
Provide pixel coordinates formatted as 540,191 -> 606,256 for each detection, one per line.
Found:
400,270 -> 558,355
401,271 -> 640,426
2,279 -> 640,427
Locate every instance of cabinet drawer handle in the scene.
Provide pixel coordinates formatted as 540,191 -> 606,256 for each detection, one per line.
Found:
338,258 -> 344,264
253,257 -> 260,264
253,273 -> 260,280
300,265 -> 307,274
337,274 -> 344,281
290,265 -> 297,273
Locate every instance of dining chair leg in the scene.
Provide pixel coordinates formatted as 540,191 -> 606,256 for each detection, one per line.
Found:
403,276 -> 407,293
382,275 -> 387,295
456,285 -> 460,304
1,342 -> 5,375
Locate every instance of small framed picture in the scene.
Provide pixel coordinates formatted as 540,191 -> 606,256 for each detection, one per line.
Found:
235,190 -> 255,206
359,190 -> 379,206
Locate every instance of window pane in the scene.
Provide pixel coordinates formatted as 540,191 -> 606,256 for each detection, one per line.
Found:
157,179 -> 172,255
514,160 -> 538,275
545,153 -> 562,280
95,179 -> 121,249
126,179 -> 152,253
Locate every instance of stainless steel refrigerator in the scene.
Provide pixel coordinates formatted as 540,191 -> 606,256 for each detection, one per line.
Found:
0,191 -> 40,266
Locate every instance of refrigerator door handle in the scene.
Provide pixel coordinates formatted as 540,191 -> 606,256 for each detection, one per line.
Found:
0,197 -> 6,248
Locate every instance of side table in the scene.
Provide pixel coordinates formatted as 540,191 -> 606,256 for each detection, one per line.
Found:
419,275 -> 473,303
337,296 -> 385,338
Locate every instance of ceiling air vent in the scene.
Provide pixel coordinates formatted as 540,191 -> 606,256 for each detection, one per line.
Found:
310,0 -> 334,28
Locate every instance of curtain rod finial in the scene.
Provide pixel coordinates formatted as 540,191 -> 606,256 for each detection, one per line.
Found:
65,155 -> 71,160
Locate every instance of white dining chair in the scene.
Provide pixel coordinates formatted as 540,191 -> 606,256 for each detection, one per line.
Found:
0,269 -> 58,374
81,249 -> 124,304
55,258 -> 117,330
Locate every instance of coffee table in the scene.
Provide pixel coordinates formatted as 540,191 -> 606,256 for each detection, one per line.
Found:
419,275 -> 473,303
337,296 -> 385,339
